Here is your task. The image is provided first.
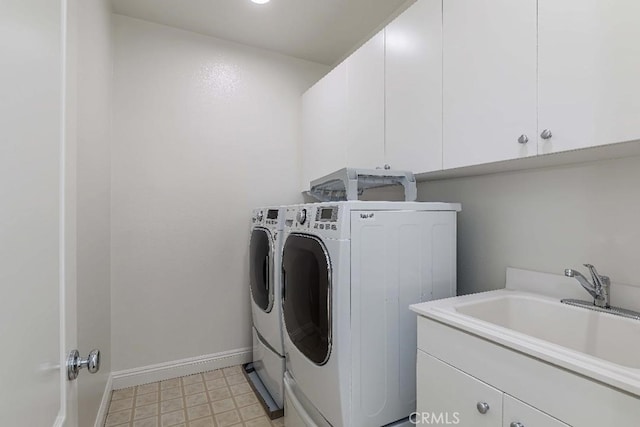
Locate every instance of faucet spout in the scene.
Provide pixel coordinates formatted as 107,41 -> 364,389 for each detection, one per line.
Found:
564,269 -> 598,299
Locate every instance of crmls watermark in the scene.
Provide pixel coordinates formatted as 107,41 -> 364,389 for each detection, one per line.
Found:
409,411 -> 461,425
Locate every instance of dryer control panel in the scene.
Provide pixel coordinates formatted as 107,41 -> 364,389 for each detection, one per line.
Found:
284,207 -> 308,229
284,205 -> 345,239
315,206 -> 338,222
312,206 -> 339,232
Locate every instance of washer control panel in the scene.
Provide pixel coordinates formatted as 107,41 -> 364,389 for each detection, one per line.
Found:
251,209 -> 263,224
252,208 -> 284,231
265,209 -> 280,227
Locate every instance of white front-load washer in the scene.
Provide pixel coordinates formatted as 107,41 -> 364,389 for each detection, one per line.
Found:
249,206 -> 286,408
281,201 -> 461,427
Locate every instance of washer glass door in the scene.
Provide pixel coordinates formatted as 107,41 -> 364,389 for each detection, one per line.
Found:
250,228 -> 272,312
282,234 -> 331,365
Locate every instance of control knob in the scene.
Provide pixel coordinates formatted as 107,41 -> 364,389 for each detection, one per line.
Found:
296,209 -> 307,225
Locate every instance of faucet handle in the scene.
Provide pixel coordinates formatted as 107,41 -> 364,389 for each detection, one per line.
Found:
584,264 -> 611,308
583,264 -> 602,286
583,264 -> 609,281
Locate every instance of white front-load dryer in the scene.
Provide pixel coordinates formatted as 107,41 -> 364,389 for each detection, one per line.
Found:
249,206 -> 286,408
281,202 -> 461,427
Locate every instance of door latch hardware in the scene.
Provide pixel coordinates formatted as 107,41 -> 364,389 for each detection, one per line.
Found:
67,349 -> 100,381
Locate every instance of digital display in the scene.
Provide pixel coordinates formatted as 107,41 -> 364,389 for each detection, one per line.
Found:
320,208 -> 333,220
267,210 -> 279,219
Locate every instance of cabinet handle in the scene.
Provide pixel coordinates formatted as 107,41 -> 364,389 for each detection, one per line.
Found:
476,402 -> 490,414
510,423 -> 525,427
540,129 -> 553,140
517,134 -> 529,144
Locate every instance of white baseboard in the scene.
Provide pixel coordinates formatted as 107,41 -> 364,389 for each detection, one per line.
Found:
111,347 -> 252,390
94,373 -> 113,427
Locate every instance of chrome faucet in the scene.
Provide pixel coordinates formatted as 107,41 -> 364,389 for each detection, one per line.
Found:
564,264 -> 610,308
562,264 -> 640,320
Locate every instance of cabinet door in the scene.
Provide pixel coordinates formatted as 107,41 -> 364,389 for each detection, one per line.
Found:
442,0 -> 537,169
538,0 -> 640,154
503,395 -> 569,427
300,62 -> 348,190
346,30 -> 385,169
417,351 -> 502,426
385,0 -> 443,174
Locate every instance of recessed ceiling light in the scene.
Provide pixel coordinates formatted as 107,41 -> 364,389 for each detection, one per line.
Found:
251,0 -> 270,4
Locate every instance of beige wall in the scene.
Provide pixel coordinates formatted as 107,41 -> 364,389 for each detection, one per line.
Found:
110,15 -> 328,370
418,156 -> 640,296
75,0 -> 113,424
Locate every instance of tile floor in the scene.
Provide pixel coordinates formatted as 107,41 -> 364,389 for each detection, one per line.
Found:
105,365 -> 285,427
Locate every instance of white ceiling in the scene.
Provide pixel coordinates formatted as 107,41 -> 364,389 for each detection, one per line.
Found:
111,0 -> 411,65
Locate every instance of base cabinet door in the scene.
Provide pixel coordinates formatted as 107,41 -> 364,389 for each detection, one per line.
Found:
503,395 -> 569,427
417,351 -> 502,426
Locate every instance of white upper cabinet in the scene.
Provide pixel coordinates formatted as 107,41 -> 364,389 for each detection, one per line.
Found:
300,31 -> 384,191
538,0 -> 640,154
385,0 -> 443,173
301,62 -> 348,190
301,0 -> 640,186
345,30 -> 386,169
442,0 -> 537,169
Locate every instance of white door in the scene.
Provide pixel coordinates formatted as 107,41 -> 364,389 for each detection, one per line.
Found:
385,0 -> 443,174
538,0 -> 640,154
0,0 -> 77,425
443,0 -> 537,169
300,61 -> 348,191
346,31 -> 385,169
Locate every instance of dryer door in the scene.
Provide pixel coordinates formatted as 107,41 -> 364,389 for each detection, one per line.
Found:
282,234 -> 331,365
250,228 -> 273,312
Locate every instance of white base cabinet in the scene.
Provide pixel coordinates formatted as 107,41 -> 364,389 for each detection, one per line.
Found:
417,351 -> 568,427
416,316 -> 640,427
417,351 -> 502,426
503,395 -> 568,427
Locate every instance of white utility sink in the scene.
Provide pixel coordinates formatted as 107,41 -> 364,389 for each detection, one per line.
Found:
454,293 -> 640,369
411,280 -> 640,396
